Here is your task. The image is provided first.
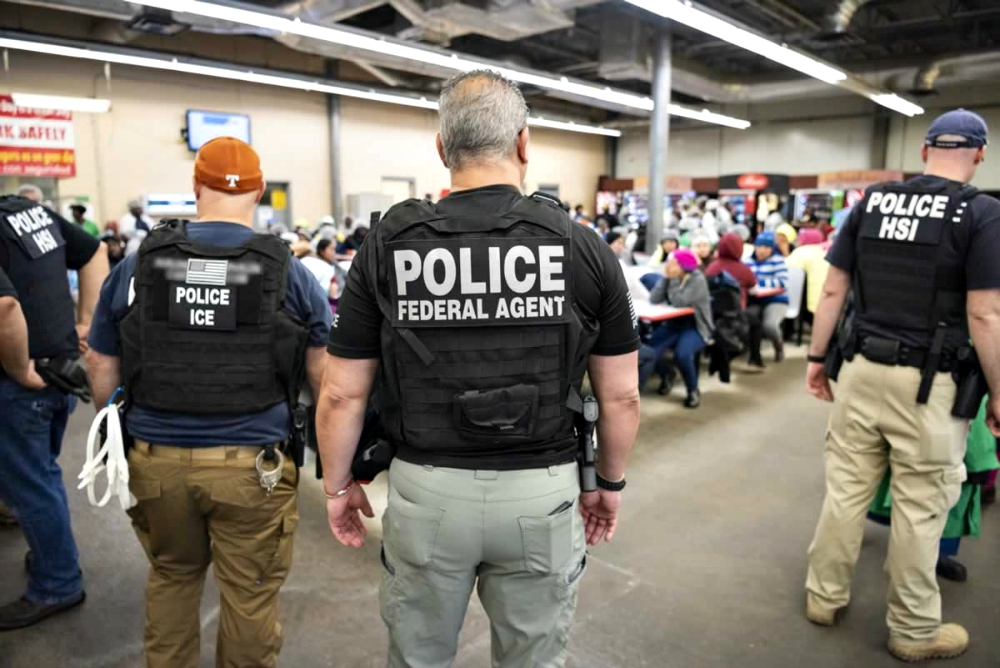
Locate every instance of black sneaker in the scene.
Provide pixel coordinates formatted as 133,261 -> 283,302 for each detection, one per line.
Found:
684,389 -> 701,409
657,367 -> 677,396
936,557 -> 967,583
0,592 -> 85,631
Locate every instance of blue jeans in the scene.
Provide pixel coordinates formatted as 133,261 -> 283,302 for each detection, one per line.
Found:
0,379 -> 82,603
638,320 -> 707,392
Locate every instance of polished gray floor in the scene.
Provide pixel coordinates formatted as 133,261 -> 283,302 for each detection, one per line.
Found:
3,352 -> 999,667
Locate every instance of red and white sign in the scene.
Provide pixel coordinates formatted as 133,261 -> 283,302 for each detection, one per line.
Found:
736,173 -> 769,190
0,95 -> 76,178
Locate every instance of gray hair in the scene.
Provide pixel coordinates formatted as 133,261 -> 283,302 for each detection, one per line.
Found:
438,70 -> 528,169
17,184 -> 43,202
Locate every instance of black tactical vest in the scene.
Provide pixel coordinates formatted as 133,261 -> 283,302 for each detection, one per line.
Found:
853,180 -> 978,349
0,196 -> 77,360
120,222 -> 309,415
371,194 -> 595,468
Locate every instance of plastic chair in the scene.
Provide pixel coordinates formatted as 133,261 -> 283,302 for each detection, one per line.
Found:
783,266 -> 806,345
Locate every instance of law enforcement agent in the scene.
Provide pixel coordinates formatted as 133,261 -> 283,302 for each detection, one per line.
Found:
0,191 -> 108,629
86,137 -> 331,668
803,109 -> 1000,662
317,70 -> 642,668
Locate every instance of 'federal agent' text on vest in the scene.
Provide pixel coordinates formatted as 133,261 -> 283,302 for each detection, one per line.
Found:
390,238 -> 570,327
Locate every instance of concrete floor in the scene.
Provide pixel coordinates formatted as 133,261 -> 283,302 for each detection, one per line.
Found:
3,350 -> 1000,668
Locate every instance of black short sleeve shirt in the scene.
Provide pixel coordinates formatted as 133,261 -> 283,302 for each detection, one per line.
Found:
0,266 -> 15,298
827,175 -> 1000,348
328,185 -> 640,359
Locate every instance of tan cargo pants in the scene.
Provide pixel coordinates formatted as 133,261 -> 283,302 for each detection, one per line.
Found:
806,357 -> 967,640
126,440 -> 299,668
381,459 -> 587,668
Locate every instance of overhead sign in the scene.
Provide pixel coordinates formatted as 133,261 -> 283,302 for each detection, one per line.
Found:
719,173 -> 790,193
817,170 -> 904,189
0,95 -> 76,178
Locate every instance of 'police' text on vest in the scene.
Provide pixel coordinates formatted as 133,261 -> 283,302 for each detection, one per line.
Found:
3,206 -> 64,259
865,191 -> 950,242
389,238 -> 571,328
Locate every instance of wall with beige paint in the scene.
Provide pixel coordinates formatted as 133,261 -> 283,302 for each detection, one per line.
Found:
1,50 -> 607,226
1,50 -> 332,224
338,97 -> 607,212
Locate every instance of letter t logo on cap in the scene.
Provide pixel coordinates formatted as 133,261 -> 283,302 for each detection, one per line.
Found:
226,174 -> 240,188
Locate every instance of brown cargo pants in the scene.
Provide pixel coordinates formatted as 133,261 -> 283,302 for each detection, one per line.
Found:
806,357 -> 967,640
125,440 -> 299,668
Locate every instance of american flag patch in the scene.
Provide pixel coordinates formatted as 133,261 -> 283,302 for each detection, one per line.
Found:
186,258 -> 228,286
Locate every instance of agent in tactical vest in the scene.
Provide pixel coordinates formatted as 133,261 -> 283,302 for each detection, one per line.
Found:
0,192 -> 108,630
318,71 -> 642,668
86,137 -> 330,668
803,109 -> 1000,662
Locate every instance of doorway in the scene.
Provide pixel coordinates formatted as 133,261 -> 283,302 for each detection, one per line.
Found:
255,182 -> 291,231
381,177 -> 415,205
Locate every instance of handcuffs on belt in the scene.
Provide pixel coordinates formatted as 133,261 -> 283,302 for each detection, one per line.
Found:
255,444 -> 284,495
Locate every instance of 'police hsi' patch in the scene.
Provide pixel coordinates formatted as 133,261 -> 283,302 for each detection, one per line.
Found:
388,237 -> 571,328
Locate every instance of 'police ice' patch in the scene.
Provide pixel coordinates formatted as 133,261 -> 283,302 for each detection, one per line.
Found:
388,237 -> 571,328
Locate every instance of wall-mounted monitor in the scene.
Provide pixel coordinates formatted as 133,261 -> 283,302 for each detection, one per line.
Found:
185,110 -> 251,151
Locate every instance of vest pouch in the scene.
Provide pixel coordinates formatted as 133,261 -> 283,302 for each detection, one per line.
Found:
454,384 -> 539,444
273,312 -> 310,400
860,336 -> 901,365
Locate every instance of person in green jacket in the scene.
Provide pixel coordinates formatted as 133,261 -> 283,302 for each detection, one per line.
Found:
868,396 -> 1000,582
69,204 -> 100,238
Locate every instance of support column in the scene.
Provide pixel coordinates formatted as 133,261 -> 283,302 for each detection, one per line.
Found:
327,94 -> 344,223
645,32 -> 672,254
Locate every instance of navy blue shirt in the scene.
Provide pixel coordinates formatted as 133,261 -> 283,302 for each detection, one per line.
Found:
88,222 -> 332,447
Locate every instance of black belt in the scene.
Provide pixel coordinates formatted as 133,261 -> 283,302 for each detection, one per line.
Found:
858,335 -> 955,373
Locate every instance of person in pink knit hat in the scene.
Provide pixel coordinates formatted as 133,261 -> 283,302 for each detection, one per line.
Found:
637,247 -> 714,408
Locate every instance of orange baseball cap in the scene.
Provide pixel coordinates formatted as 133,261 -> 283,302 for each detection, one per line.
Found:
193,136 -> 264,193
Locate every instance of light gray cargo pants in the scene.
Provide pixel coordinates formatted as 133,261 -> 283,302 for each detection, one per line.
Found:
380,458 -> 587,668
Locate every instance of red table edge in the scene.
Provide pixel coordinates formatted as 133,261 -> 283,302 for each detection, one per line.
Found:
638,307 -> 695,322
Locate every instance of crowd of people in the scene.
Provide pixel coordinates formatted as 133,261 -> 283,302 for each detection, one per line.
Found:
569,194 -> 838,410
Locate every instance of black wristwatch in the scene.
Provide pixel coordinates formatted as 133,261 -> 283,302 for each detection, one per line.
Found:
807,353 -> 827,364
596,473 -> 627,492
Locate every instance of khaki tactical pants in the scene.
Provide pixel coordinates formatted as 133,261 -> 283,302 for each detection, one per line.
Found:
806,357 -> 967,640
126,441 -> 299,668
381,459 -> 587,668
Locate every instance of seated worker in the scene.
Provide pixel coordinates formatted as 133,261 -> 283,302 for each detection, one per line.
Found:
690,230 -> 714,270
785,227 -> 828,314
646,230 -> 681,268
639,248 -> 714,408
775,222 -> 797,257
706,232 -> 763,369
85,137 -> 331,668
745,231 -> 790,364
706,232 -> 757,307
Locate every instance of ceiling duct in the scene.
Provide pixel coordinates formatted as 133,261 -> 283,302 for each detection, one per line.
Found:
277,0 -> 386,23
815,0 -> 871,42
597,12 -> 649,81
388,0 -> 602,45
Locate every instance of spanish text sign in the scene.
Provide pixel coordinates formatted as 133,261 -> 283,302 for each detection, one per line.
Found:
0,95 -> 76,178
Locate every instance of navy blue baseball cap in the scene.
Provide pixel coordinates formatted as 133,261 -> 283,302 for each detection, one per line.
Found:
925,109 -> 989,148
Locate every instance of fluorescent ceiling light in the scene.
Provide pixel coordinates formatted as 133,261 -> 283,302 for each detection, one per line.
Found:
528,117 -> 622,137
11,92 -> 110,113
123,0 -> 750,129
622,0 -> 846,85
870,93 -> 924,117
130,0 -> 656,111
668,105 -> 751,130
0,36 -> 638,137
